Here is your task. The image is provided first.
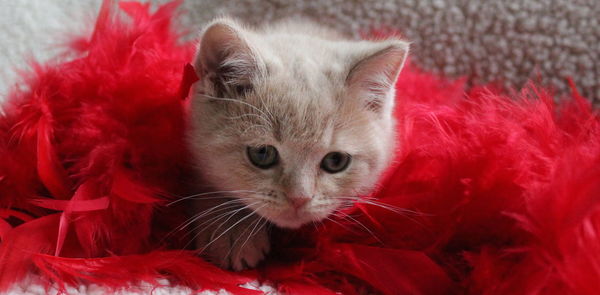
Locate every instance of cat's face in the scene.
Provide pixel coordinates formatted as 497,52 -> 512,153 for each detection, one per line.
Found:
189,19 -> 408,228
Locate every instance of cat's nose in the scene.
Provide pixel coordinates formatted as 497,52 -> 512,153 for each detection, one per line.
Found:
289,196 -> 311,210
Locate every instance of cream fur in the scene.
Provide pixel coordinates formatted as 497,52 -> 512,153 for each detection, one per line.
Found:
188,17 -> 408,270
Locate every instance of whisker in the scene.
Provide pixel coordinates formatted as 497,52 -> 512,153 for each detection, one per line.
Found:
240,123 -> 271,136
209,202 -> 262,241
226,113 -> 273,128
162,200 -> 247,242
178,199 -> 246,231
189,208 -> 241,234
311,220 -> 319,230
361,200 -> 429,218
183,210 -> 241,250
336,211 -> 384,246
317,219 -> 326,230
325,215 -> 354,232
197,93 -> 272,125
193,202 -> 260,243
200,204 -> 266,253
167,190 -> 256,206
337,196 -> 429,216
224,219 -> 259,261
337,196 -> 430,230
228,215 -> 265,261
182,201 -> 261,250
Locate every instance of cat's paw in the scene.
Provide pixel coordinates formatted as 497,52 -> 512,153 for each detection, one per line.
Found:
196,214 -> 270,271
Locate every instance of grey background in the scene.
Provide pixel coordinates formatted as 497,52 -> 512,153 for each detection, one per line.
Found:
1,0 -> 599,104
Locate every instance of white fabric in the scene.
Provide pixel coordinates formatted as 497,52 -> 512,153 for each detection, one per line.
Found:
7,276 -> 276,295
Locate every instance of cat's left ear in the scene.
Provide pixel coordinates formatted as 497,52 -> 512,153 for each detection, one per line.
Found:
194,18 -> 263,98
346,40 -> 409,114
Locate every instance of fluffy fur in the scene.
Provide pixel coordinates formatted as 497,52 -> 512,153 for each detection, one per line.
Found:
0,1 -> 598,295
188,18 -> 408,270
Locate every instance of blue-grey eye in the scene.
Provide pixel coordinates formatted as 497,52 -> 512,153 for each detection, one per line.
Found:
247,145 -> 279,169
320,152 -> 351,173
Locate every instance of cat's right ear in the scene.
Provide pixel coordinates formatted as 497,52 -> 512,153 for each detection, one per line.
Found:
346,40 -> 409,115
194,19 -> 261,98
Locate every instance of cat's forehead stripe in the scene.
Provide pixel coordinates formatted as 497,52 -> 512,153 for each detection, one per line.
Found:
269,101 -> 333,143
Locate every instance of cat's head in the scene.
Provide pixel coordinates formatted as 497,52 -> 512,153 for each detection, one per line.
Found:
189,18 -> 408,229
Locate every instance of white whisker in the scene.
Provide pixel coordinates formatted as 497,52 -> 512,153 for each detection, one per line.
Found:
336,211 -> 384,245
337,196 -> 430,230
178,199 -> 246,231
177,203 -> 245,242
198,93 -> 273,126
229,215 -> 266,261
200,204 -> 266,253
206,202 -> 261,240
167,190 -> 256,206
184,201 -> 261,250
337,196 -> 429,216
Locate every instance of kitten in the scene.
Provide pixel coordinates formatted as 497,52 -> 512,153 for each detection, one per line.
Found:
188,17 -> 408,270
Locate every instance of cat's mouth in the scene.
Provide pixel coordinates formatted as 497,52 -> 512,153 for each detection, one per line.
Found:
249,201 -> 336,229
271,209 -> 314,229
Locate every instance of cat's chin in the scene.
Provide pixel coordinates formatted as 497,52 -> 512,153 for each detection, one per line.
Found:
270,218 -> 310,229
250,201 -> 335,229
252,207 -> 314,229
265,210 -> 330,229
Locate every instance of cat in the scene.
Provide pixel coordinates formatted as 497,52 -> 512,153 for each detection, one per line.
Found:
188,17 -> 408,270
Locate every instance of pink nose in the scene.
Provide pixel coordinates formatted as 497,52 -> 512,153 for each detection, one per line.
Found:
289,196 -> 311,210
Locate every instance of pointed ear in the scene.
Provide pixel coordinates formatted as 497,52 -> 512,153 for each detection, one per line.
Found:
346,40 -> 409,114
195,19 -> 261,98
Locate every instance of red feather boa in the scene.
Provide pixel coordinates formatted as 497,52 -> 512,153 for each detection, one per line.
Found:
1,1 -> 598,294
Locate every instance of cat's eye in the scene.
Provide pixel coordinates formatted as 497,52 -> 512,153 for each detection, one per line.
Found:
320,152 -> 351,173
247,145 -> 279,169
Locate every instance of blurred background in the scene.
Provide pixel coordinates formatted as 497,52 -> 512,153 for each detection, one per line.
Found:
1,0 -> 598,104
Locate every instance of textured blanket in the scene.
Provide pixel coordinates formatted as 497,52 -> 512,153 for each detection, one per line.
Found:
1,0 -> 598,104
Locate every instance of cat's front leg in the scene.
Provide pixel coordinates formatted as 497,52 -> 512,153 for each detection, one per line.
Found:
194,201 -> 270,270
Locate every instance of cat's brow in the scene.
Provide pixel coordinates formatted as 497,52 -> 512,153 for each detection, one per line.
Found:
197,93 -> 273,123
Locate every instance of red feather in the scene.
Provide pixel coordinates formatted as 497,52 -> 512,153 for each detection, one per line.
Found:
36,117 -> 73,200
